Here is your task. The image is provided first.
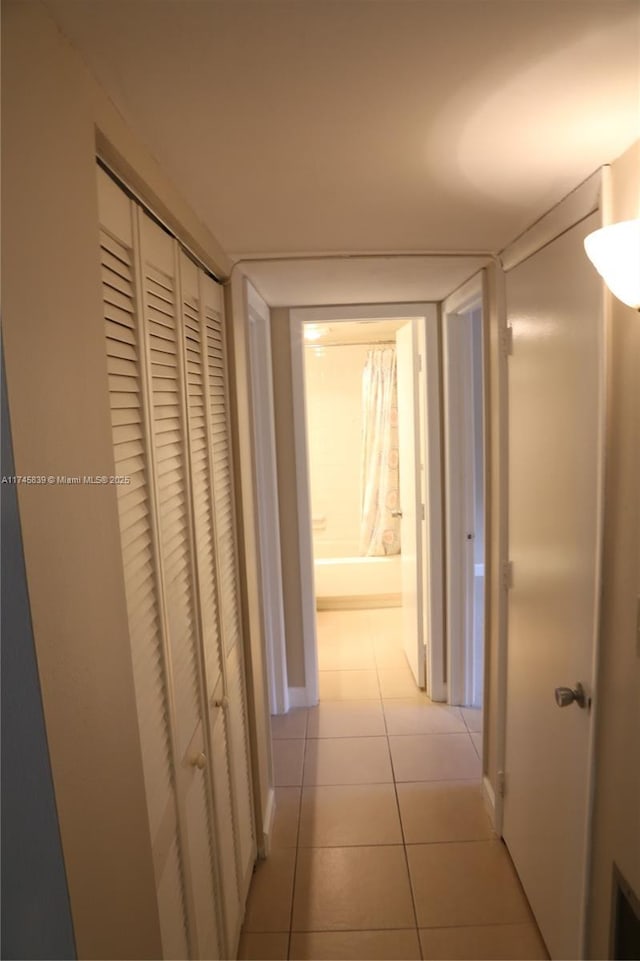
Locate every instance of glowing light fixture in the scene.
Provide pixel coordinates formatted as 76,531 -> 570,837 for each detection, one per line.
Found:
583,219 -> 640,310
304,325 -> 326,341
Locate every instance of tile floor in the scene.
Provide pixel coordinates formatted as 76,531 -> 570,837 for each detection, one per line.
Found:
239,608 -> 547,961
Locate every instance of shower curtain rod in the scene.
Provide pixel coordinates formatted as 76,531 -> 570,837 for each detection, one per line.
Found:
307,339 -> 396,348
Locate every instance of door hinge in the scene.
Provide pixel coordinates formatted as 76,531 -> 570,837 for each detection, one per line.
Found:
497,770 -> 506,798
418,354 -> 423,373
501,325 -> 514,357
421,503 -> 426,521
502,560 -> 513,590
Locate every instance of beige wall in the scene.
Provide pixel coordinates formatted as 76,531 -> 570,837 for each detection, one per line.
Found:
270,308 -> 307,687
588,140 -> 640,959
305,343 -> 369,558
2,2 -> 230,956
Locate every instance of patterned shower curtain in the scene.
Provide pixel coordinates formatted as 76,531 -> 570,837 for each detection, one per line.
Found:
359,346 -> 401,556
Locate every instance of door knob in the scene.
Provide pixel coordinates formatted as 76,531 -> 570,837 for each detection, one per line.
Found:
554,682 -> 590,709
191,752 -> 207,770
391,510 -> 403,518
212,695 -> 229,710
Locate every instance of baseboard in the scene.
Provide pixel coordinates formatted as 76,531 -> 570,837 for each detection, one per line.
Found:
288,686 -> 311,708
482,774 -> 497,831
316,593 -> 401,611
260,787 -> 276,859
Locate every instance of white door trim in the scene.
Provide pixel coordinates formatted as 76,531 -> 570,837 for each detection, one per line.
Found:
289,302 -> 441,705
420,313 -> 446,702
442,273 -> 486,707
245,280 -> 290,715
289,313 -> 320,707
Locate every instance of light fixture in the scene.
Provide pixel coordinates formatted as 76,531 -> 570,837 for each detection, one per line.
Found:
304,325 -> 327,341
583,219 -> 640,311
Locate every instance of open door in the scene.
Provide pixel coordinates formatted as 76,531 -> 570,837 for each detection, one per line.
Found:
396,321 -> 425,688
442,276 -> 486,707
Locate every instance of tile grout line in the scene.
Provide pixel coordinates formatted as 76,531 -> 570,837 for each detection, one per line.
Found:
286,711 -> 310,961
378,635 -> 425,961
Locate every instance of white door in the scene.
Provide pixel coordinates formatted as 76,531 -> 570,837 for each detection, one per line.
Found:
396,322 -> 425,688
503,215 -> 602,960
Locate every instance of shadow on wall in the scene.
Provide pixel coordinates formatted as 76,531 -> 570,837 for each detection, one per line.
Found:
1,341 -> 76,961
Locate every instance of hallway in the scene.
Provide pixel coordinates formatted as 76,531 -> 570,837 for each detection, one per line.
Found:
239,609 -> 547,960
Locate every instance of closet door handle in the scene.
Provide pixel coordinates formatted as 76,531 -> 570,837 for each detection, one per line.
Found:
391,509 -> 403,518
212,695 -> 229,710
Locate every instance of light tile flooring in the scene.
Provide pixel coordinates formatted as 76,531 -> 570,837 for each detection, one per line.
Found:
239,609 -> 547,961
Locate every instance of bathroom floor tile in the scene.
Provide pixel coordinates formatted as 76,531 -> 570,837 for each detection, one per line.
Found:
396,781 -> 494,843
272,738 -> 305,786
290,929 -> 421,960
303,736 -> 392,784
377,667 -> 421,698
419,923 -> 548,960
270,786 -> 301,849
319,669 -> 380,700
368,607 -> 403,642
373,643 -> 410,669
460,707 -> 483,732
271,708 -> 308,740
407,840 -> 531,928
389,733 -> 481,781
237,931 -> 289,960
318,610 -> 373,644
243,847 -> 296,932
292,845 -> 415,931
471,731 -> 483,758
318,641 -> 376,671
307,699 -> 386,738
298,784 -> 402,846
383,698 -> 466,734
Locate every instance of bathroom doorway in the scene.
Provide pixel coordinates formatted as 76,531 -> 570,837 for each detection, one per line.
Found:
289,303 -> 444,706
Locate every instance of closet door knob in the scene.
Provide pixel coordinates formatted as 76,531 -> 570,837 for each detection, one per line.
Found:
191,752 -> 207,770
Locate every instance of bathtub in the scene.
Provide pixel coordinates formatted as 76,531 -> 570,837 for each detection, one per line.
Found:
313,554 -> 402,610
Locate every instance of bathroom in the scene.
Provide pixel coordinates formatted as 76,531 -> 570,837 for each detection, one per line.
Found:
302,318 -> 418,697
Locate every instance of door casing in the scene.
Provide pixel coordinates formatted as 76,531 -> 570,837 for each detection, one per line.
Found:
442,273 -> 487,708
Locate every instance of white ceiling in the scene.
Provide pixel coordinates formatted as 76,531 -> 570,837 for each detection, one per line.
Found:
46,0 -> 640,264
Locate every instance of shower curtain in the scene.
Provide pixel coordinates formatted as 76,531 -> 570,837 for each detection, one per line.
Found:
359,346 -> 401,556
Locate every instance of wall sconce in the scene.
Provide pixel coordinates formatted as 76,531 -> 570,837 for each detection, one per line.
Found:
583,219 -> 640,311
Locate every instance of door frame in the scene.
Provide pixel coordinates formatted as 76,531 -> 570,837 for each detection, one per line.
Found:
245,281 -> 290,715
289,302 -> 443,705
442,273 -> 487,708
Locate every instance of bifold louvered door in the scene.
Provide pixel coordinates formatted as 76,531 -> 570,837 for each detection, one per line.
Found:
97,167 -> 256,960
203,281 -> 255,889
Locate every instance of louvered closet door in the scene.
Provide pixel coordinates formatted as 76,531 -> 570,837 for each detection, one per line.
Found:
98,170 -> 190,960
137,210 -> 222,961
98,166 -> 257,961
179,253 -> 241,946
202,275 -> 256,893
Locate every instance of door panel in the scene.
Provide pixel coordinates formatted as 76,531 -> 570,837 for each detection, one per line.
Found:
396,322 -> 424,687
504,214 -> 602,960
183,723 -> 222,961
209,695 -> 241,945
99,169 -> 257,960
